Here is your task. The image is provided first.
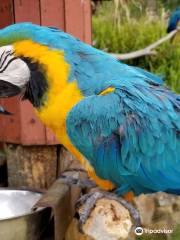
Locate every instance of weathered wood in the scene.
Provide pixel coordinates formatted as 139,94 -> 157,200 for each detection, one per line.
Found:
20,100 -> 47,145
35,175 -> 81,240
81,198 -> 133,240
0,0 -> 14,28
83,0 -> 92,44
65,0 -> 84,40
40,0 -> 65,29
66,198 -> 133,240
0,97 -> 21,143
65,219 -> 92,240
14,0 -> 41,23
58,146 -> 83,174
6,144 -> 57,189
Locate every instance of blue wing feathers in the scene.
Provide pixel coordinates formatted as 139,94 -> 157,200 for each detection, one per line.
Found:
67,84 -> 180,195
133,66 -> 164,85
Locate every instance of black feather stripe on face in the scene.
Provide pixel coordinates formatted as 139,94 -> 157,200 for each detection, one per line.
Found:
21,57 -> 48,108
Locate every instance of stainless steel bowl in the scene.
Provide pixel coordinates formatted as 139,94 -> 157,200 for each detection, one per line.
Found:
0,189 -> 51,240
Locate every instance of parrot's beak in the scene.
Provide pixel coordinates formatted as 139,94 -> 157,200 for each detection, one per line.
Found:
0,80 -> 21,98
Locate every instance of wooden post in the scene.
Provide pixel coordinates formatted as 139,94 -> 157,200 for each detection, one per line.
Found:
6,144 -> 57,188
65,198 -> 133,240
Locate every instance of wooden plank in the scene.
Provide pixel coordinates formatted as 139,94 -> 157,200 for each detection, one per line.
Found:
0,0 -> 14,28
6,144 -> 57,188
83,0 -> 92,44
13,0 -> 40,23
20,100 -> 47,145
40,0 -> 65,29
1,96 -> 21,143
65,0 -> 84,40
45,128 -> 58,145
35,175 -> 81,240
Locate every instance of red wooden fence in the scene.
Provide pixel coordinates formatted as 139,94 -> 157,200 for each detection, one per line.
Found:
0,0 -> 91,145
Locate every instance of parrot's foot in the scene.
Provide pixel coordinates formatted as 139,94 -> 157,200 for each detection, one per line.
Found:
59,174 -> 97,189
76,191 -> 141,232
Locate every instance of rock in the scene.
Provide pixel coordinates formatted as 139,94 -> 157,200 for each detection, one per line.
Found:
134,192 -> 180,239
154,192 -> 176,207
134,194 -> 155,226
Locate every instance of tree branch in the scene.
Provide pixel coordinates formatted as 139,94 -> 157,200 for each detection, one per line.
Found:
110,27 -> 180,60
80,198 -> 133,239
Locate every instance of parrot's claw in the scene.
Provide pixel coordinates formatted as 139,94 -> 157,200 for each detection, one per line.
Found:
75,191 -> 141,233
76,191 -> 104,232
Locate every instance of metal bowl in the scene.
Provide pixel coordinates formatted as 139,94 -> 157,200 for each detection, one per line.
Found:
0,189 -> 51,240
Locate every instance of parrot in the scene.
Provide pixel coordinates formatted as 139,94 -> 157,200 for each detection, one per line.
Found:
167,7 -> 180,44
167,7 -> 180,33
0,22 -> 179,226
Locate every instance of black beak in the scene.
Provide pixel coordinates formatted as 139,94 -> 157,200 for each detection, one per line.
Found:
0,80 -> 21,98
0,105 -> 12,115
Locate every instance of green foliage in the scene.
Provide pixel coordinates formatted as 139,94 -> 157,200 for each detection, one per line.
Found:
171,225 -> 180,240
92,0 -> 180,93
137,234 -> 167,240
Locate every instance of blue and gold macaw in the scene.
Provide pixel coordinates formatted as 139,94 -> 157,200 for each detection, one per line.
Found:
167,7 -> 180,44
167,7 -> 180,32
0,23 -> 179,204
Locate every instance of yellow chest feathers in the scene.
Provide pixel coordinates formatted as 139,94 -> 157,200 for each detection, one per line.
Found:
38,81 -> 83,143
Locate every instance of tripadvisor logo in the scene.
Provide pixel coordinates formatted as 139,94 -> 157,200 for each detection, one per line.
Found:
135,227 -> 143,236
134,227 -> 173,236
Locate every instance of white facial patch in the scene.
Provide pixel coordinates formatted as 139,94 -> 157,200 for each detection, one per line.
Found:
0,45 -> 30,88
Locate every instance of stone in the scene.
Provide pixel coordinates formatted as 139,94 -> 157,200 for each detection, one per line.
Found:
134,194 -> 155,226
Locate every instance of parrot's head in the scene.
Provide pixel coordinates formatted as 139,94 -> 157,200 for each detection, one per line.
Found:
0,42 -> 49,109
0,23 -> 71,110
